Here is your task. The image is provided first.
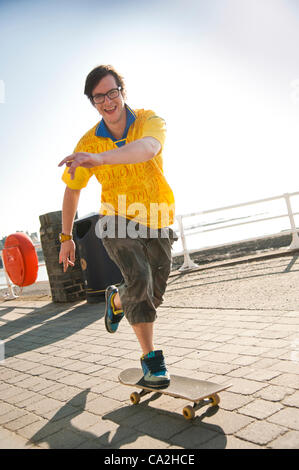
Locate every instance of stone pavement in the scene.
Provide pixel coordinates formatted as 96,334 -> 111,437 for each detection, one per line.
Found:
0,253 -> 299,449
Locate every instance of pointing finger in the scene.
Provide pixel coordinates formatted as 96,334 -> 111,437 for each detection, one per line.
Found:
58,155 -> 75,167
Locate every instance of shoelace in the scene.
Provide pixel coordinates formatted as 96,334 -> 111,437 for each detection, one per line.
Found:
144,354 -> 166,374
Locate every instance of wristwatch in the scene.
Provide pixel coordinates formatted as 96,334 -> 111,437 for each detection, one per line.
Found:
59,233 -> 73,243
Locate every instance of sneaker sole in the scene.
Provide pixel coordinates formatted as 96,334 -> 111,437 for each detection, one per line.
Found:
104,287 -> 117,334
142,377 -> 170,388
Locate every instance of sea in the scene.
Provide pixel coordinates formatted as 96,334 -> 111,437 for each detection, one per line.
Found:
172,195 -> 299,255
0,264 -> 49,288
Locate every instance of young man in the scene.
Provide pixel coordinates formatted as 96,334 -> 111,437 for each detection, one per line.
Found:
58,65 -> 177,387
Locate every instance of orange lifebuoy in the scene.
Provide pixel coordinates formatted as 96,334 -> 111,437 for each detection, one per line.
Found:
2,233 -> 38,287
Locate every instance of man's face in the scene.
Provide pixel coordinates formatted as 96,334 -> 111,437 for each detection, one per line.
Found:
91,74 -> 125,126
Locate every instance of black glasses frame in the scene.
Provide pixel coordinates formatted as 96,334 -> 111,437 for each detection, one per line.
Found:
92,86 -> 122,104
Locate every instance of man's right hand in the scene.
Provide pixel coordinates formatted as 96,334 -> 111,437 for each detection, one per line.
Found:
59,239 -> 76,272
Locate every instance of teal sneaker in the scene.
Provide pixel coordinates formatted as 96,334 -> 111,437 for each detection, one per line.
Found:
104,285 -> 124,333
140,350 -> 170,388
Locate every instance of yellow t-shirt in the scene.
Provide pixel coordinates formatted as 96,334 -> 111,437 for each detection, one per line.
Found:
62,106 -> 175,229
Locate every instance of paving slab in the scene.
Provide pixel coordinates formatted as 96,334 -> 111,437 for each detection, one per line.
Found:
0,253 -> 299,449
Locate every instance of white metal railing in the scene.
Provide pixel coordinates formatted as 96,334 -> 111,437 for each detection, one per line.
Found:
0,243 -> 46,300
172,192 -> 299,272
1,192 -> 299,297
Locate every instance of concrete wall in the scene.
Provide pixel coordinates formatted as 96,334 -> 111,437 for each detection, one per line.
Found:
172,232 -> 295,270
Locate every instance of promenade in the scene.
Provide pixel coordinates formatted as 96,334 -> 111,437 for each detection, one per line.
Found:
0,253 -> 299,449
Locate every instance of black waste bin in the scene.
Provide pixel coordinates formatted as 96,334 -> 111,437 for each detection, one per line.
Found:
74,213 -> 123,303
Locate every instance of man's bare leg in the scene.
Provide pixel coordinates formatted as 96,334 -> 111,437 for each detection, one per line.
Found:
113,291 -> 122,310
131,322 -> 154,356
113,292 -> 154,355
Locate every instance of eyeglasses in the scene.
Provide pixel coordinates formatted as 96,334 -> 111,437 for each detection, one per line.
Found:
92,86 -> 122,104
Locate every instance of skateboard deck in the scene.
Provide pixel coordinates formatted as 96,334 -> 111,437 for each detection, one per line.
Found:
119,368 -> 231,420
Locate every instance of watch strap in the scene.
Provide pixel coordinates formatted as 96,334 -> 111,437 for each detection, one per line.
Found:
59,233 -> 73,243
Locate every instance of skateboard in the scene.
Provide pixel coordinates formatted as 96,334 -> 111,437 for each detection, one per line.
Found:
119,368 -> 231,420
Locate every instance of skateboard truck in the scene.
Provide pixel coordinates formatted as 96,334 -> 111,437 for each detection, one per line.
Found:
129,389 -> 221,420
182,394 -> 220,420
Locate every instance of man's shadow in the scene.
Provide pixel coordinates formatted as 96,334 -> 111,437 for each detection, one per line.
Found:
27,388 -> 227,449
0,300 -> 106,358
27,388 -> 98,448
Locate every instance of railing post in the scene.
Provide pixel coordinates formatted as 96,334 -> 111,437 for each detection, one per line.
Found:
283,193 -> 299,250
0,251 -> 18,300
176,215 -> 199,272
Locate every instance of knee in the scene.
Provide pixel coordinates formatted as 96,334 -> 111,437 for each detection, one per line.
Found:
126,265 -> 151,288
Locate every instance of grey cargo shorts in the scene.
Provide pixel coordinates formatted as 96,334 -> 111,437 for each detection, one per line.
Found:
99,216 -> 178,325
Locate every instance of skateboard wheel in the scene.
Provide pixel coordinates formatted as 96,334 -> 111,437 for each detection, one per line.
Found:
130,392 -> 140,405
182,405 -> 195,420
210,393 -> 220,406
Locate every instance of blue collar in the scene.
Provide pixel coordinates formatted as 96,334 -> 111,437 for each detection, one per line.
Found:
95,104 -> 136,147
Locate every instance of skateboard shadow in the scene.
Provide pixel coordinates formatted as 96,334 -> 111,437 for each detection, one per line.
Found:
102,396 -> 227,449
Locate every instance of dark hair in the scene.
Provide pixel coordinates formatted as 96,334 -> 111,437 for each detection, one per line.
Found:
84,65 -> 126,102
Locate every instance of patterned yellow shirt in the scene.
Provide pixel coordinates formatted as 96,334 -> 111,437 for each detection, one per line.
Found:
62,106 -> 175,228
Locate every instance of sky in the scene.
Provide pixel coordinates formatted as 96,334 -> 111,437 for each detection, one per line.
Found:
1,0 -> 299,241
